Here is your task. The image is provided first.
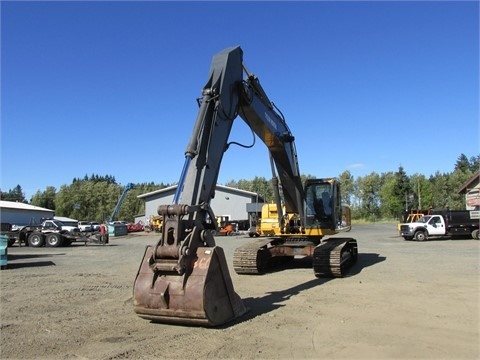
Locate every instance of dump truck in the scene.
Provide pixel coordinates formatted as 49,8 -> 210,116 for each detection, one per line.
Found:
400,209 -> 480,241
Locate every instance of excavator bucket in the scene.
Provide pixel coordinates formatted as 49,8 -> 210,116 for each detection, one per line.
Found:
133,245 -> 247,327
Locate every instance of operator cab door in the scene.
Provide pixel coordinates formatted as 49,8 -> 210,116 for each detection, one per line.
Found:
426,215 -> 445,236
305,179 -> 339,230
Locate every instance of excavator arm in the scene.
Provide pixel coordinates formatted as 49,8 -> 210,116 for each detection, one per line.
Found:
133,46 -> 357,327
157,46 -> 305,275
172,46 -> 303,232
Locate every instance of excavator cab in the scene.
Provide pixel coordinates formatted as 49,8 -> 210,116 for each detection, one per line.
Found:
304,178 -> 342,231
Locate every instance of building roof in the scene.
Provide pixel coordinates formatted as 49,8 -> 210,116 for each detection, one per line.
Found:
137,184 -> 258,199
0,200 -> 53,212
457,172 -> 480,194
54,216 -> 78,223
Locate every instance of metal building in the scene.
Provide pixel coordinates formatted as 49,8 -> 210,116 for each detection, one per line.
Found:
0,200 -> 55,226
137,184 -> 259,230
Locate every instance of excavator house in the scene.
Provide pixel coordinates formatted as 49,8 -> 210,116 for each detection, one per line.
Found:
133,46 -> 358,327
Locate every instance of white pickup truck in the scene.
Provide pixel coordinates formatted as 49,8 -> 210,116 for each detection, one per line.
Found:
78,221 -> 92,232
41,219 -> 80,234
400,210 -> 479,241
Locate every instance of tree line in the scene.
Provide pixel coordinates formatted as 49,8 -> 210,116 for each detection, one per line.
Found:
1,174 -> 171,223
226,154 -> 478,221
1,154 -> 478,222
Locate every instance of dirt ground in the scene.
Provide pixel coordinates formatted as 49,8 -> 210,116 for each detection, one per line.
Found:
1,224 -> 479,360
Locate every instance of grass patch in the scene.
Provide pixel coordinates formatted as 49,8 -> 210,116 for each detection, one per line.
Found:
352,218 -> 397,225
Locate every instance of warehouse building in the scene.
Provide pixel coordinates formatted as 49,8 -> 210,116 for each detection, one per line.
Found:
0,200 -> 55,226
137,184 -> 261,230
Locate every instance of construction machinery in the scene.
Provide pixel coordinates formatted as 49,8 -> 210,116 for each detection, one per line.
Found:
133,46 -> 358,327
108,183 -> 134,223
149,215 -> 164,233
397,209 -> 429,234
255,200 -> 352,237
213,222 -> 238,236
255,203 -> 288,236
233,177 -> 356,276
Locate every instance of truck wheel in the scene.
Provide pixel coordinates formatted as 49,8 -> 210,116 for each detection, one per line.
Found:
46,233 -> 63,247
472,229 -> 479,240
414,231 -> 427,241
28,233 -> 45,247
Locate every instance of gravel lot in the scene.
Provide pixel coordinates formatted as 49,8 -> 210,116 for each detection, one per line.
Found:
1,224 -> 479,360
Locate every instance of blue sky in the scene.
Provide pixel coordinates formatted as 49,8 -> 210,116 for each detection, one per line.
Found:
1,1 -> 479,200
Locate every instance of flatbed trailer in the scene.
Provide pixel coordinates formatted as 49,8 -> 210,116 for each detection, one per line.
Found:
1,224 -> 108,247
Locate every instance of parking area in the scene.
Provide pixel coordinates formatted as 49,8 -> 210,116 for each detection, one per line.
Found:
1,224 -> 479,359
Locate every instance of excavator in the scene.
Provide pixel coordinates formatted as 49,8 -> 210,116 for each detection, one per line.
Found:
133,46 -> 358,327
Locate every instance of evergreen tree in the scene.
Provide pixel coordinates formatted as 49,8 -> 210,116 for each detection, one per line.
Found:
469,155 -> 480,172
0,185 -> 27,203
30,186 -> 57,210
394,166 -> 411,212
455,154 -> 471,173
430,172 -> 450,208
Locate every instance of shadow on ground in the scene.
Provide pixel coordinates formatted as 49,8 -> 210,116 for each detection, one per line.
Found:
3,252 -> 60,269
226,252 -> 386,327
3,261 -> 56,269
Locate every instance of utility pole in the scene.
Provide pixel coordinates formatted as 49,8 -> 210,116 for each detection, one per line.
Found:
418,180 -> 422,209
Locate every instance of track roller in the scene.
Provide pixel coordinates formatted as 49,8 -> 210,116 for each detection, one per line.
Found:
313,238 -> 358,277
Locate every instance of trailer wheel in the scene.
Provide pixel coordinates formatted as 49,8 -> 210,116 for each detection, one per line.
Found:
28,233 -> 45,247
414,231 -> 427,241
472,229 -> 479,240
46,233 -> 63,247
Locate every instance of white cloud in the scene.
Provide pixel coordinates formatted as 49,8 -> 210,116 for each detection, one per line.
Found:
348,163 -> 365,169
